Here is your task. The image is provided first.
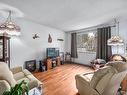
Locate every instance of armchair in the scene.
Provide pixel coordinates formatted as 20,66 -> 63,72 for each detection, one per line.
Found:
75,61 -> 127,95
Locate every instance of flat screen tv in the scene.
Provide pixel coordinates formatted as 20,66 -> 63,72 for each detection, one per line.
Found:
47,48 -> 59,58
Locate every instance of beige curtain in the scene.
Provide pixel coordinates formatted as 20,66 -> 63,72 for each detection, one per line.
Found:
96,27 -> 112,62
71,33 -> 78,58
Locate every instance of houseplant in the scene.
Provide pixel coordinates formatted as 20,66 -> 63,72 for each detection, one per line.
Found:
2,80 -> 29,95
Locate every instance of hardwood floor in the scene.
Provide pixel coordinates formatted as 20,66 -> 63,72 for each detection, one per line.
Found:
33,63 -> 93,95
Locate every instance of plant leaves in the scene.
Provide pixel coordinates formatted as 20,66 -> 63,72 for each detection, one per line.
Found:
3,80 -> 29,95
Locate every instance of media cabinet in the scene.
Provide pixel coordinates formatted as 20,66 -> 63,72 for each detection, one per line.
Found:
42,57 -> 61,70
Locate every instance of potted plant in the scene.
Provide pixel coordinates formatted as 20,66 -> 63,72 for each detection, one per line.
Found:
2,80 -> 29,95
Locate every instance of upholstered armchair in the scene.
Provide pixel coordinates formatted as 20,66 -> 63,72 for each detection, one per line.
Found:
0,62 -> 43,95
75,61 -> 127,95
110,54 -> 126,62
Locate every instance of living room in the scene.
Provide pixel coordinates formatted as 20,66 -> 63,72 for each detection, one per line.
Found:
0,0 -> 127,95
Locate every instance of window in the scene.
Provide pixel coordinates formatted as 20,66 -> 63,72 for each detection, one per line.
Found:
77,32 -> 97,53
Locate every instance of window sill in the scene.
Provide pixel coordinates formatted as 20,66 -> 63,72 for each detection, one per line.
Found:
78,51 -> 96,54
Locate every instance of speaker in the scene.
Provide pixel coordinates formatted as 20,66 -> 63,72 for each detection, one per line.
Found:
39,61 -> 46,72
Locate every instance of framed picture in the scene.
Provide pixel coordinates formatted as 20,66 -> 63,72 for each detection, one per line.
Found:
25,60 -> 36,72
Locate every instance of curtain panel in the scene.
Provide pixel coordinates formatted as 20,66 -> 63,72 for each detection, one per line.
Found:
96,27 -> 112,62
71,33 -> 78,58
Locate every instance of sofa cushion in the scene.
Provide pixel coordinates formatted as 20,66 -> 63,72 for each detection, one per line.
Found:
0,62 -> 16,86
13,72 -> 25,81
27,75 -> 42,85
83,73 -> 93,83
17,77 -> 30,84
23,69 -> 32,76
10,67 -> 22,74
106,61 -> 127,72
17,76 -> 39,90
90,66 -> 117,88
95,71 -> 114,94
13,69 -> 31,81
16,69 -> 42,88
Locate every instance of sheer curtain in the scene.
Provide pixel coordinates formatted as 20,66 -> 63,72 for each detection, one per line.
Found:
96,27 -> 112,62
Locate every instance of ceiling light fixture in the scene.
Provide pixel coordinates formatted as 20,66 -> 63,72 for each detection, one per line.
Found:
107,19 -> 124,46
0,10 -> 21,36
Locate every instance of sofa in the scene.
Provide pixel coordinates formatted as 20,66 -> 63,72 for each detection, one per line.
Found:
75,61 -> 127,95
0,62 -> 43,95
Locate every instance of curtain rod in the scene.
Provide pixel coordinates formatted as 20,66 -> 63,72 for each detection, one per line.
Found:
68,25 -> 116,34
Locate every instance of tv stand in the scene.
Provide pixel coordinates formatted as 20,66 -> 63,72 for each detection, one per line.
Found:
43,57 -> 61,70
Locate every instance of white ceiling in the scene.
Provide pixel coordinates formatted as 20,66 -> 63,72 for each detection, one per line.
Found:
0,2 -> 24,18
0,0 -> 127,31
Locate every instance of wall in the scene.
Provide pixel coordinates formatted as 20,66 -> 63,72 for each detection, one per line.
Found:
65,20 -> 127,66
118,20 -> 127,55
10,19 -> 65,68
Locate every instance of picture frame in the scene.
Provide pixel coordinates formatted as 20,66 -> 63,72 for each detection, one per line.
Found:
25,60 -> 36,72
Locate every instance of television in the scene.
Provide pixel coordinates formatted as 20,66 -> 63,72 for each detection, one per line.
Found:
47,48 -> 59,58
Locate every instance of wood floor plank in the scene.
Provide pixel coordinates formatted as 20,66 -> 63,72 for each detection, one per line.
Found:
33,63 -> 93,95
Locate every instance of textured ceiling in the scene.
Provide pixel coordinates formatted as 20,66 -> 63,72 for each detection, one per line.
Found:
0,0 -> 127,31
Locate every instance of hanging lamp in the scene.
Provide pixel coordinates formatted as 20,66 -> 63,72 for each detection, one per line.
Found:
107,19 -> 124,46
0,10 -> 21,36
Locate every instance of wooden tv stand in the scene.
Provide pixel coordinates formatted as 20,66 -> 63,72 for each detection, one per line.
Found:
44,57 -> 61,70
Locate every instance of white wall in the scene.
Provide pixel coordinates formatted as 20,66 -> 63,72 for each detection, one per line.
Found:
118,20 -> 127,55
65,20 -> 127,66
10,19 -> 65,68
74,53 -> 96,66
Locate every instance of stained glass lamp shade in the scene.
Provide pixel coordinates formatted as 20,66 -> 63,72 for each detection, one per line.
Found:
0,11 -> 20,36
107,20 -> 124,46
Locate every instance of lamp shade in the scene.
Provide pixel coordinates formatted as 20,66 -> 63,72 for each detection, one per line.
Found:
0,11 -> 21,36
107,19 -> 124,46
107,35 -> 124,46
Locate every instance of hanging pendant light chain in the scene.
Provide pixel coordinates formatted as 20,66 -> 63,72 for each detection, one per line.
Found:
9,11 -> 12,22
117,21 -> 119,36
6,11 -> 11,22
